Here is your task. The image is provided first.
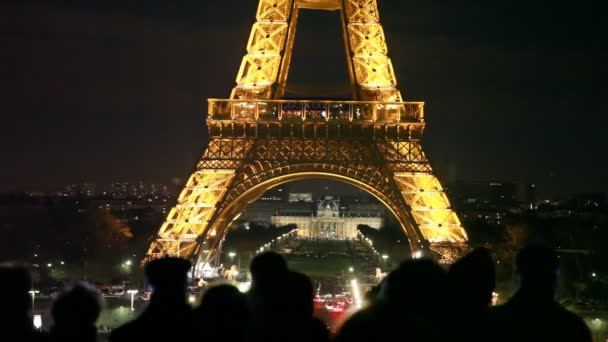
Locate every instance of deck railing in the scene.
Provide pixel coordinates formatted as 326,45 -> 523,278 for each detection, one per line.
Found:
208,99 -> 424,124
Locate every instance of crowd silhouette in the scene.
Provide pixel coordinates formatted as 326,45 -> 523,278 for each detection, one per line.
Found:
0,244 -> 592,342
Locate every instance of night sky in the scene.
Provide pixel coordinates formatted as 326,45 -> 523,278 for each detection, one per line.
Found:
1,0 -> 606,197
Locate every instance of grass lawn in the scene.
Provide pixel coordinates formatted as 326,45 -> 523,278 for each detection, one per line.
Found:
284,239 -> 364,277
287,255 -> 354,276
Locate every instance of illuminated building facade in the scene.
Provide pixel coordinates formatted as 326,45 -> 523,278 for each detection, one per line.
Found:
271,196 -> 382,239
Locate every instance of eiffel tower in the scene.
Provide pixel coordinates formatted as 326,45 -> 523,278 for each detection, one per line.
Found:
145,0 -> 468,271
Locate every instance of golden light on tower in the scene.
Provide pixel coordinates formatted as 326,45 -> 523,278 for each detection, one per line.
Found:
145,0 -> 468,269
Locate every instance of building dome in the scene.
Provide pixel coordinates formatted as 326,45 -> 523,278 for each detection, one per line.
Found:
318,198 -> 339,211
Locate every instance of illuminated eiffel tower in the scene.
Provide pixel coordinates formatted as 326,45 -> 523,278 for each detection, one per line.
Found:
145,0 -> 468,271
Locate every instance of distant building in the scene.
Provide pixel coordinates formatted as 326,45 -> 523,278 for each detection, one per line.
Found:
111,182 -> 129,198
65,183 -> 96,197
288,193 -> 313,202
260,186 -> 287,201
271,196 -> 382,239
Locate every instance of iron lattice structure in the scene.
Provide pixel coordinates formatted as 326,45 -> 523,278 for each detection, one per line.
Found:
145,0 -> 468,270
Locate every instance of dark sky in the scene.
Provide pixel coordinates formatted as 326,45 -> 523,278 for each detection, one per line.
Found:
1,0 -> 606,197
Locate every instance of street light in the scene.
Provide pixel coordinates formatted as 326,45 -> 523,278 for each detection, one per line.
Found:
29,290 -> 40,313
33,315 -> 42,331
348,267 -> 354,273
124,260 -> 132,266
127,290 -> 138,311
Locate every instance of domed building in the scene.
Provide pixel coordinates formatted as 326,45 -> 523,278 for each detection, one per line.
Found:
271,196 -> 383,239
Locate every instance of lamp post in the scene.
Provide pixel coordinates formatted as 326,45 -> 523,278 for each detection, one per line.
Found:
381,254 -> 389,267
228,252 -> 236,264
127,290 -> 138,312
29,290 -> 40,313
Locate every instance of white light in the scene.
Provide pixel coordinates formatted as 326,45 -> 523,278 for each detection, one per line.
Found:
33,315 -> 42,329
127,289 -> 138,294
47,263 -> 52,268
412,251 -> 423,259
229,252 -> 236,258
351,279 -> 362,309
381,254 -> 388,260
125,260 -> 132,266
238,281 -> 252,293
188,295 -> 196,304
348,267 -> 354,272
60,261 -> 64,265
592,272 -> 597,278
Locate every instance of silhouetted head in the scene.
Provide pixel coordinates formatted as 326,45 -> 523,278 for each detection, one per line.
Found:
250,252 -> 288,285
364,283 -> 382,306
51,282 -> 102,329
515,244 -> 559,293
284,271 -> 314,318
0,263 -> 31,319
145,257 -> 191,297
379,259 -> 447,312
448,247 -> 496,309
199,284 -> 247,315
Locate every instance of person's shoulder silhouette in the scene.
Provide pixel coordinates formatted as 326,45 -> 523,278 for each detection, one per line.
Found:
0,263 -> 45,342
335,258 -> 448,342
50,282 -> 102,342
491,244 -> 591,342
110,257 -> 193,342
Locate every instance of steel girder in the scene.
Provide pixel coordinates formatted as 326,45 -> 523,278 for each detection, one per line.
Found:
231,0 -> 401,101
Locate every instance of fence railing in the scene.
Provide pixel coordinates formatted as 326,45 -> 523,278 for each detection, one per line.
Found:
208,99 -> 424,124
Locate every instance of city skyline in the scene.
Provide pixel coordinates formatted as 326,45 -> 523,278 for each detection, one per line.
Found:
1,0 -> 606,196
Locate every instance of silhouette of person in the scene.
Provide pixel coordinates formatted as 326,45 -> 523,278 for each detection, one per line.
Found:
110,257 -> 193,342
447,247 -> 495,341
193,284 -> 249,342
334,259 -> 448,342
250,270 -> 329,342
491,244 -> 592,341
247,252 -> 288,320
49,282 -> 103,342
0,263 -> 45,342
282,271 -> 329,342
249,251 -> 288,286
